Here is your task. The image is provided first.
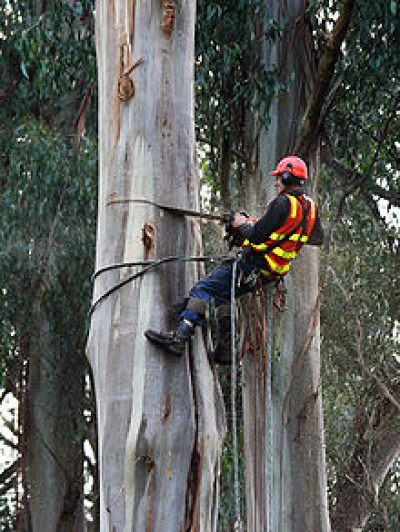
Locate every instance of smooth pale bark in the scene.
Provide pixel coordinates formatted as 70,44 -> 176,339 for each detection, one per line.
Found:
28,300 -> 85,532
240,2 -> 330,531
87,2 -> 225,531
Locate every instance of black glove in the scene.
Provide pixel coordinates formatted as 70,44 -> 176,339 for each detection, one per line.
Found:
224,211 -> 249,250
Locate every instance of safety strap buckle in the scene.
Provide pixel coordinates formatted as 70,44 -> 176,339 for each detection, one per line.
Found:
237,267 -> 261,290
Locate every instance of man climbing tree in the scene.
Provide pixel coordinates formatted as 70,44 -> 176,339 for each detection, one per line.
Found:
145,156 -> 323,364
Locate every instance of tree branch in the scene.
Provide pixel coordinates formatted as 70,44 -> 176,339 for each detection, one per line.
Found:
330,157 -> 400,207
196,130 -> 249,164
0,460 -> 18,487
295,0 -> 357,157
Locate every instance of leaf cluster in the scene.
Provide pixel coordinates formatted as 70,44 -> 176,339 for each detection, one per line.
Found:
195,0 -> 284,207
1,0 -> 97,130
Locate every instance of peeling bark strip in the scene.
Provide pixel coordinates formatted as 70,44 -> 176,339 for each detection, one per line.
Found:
163,0 -> 175,36
129,0 -> 135,46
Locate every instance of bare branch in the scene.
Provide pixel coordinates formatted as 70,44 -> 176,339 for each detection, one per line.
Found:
196,130 -> 249,164
0,432 -> 18,451
0,460 -> 18,486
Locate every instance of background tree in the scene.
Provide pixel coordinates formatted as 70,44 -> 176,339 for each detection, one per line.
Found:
0,1 -> 98,530
318,1 -> 400,529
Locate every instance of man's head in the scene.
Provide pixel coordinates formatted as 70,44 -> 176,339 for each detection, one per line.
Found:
270,156 -> 307,193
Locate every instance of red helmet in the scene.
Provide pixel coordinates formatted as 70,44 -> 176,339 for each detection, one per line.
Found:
270,156 -> 308,180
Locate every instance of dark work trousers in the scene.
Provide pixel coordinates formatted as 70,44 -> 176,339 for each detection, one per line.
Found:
180,262 -> 261,326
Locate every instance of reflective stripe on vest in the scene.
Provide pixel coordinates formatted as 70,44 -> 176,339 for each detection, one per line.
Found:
289,233 -> 309,242
304,195 -> 316,219
242,238 -> 268,251
265,255 -> 290,274
288,195 -> 298,218
269,233 -> 309,242
269,232 -> 286,241
271,247 -> 298,259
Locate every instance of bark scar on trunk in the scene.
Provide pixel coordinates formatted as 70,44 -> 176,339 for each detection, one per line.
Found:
117,43 -> 135,102
163,1 -> 175,37
142,223 -> 155,261
296,385 -> 321,442
162,393 -> 172,422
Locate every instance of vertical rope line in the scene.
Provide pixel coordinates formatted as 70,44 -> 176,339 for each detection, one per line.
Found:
266,288 -> 274,532
252,290 -> 259,532
231,260 -> 242,532
259,286 -> 268,532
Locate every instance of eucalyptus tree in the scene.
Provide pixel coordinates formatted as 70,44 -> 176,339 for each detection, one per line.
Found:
319,1 -> 400,529
196,0 -> 399,530
87,2 -> 225,531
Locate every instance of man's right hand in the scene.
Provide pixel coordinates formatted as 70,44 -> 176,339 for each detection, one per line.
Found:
232,213 -> 247,228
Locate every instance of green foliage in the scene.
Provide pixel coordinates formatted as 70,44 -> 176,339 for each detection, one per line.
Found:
1,0 -> 97,129
0,116 -> 98,422
318,3 -> 399,527
323,0 -> 399,204
195,0 -> 283,207
0,501 -> 14,532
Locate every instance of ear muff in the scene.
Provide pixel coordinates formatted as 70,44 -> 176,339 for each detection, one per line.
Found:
281,171 -> 293,185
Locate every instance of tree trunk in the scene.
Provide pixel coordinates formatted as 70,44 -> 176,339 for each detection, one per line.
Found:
240,1 -> 330,531
87,2 -> 225,531
331,400 -> 400,532
28,299 -> 85,532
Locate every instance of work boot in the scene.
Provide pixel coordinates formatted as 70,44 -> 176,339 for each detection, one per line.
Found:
212,306 -> 232,365
145,321 -> 194,357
